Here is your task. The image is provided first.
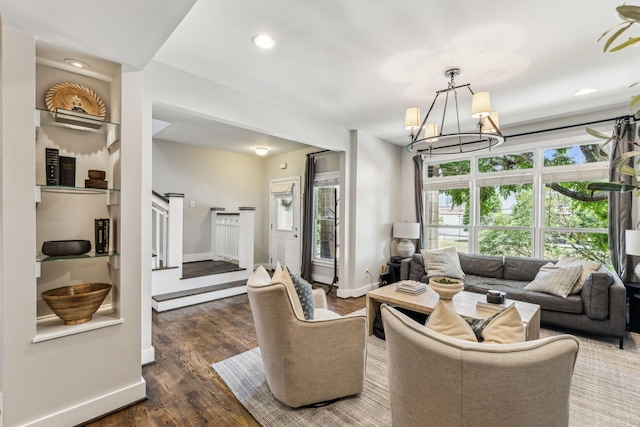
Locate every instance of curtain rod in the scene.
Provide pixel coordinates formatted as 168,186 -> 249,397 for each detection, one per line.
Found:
307,149 -> 332,157
504,115 -> 635,139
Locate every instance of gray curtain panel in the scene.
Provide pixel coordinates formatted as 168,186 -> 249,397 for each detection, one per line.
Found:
413,154 -> 425,252
609,117 -> 635,280
301,154 -> 316,281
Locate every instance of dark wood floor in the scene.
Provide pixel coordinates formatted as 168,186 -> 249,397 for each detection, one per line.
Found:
85,286 -> 366,426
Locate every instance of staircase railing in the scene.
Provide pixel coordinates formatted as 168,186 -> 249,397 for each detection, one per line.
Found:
211,207 -> 255,270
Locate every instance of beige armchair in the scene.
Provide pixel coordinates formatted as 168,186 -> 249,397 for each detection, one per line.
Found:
381,304 -> 579,427
246,265 -> 367,408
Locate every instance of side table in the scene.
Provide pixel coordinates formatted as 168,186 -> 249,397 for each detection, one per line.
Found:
623,282 -> 640,333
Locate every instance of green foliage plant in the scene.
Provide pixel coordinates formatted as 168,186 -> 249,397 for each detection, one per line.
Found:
586,4 -> 640,196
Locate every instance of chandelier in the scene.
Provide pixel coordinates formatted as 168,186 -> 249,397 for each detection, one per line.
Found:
404,67 -> 505,155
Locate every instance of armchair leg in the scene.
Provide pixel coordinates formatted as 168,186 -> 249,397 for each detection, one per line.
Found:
619,337 -> 624,349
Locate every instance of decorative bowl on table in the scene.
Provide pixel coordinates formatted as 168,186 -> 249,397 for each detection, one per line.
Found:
41,283 -> 112,325
42,239 -> 91,257
429,277 -> 464,299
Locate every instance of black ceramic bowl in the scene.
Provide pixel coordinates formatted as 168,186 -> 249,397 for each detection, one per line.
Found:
42,239 -> 91,256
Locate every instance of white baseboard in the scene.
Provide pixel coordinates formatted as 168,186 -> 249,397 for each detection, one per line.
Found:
23,377 -> 146,427
336,282 -> 377,299
142,346 -> 155,365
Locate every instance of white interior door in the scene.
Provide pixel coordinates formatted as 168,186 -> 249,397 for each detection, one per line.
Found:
270,177 -> 301,274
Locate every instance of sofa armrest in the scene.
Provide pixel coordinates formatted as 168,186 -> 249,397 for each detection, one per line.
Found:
606,275 -> 627,334
581,271 -> 618,320
580,271 -> 626,331
400,258 -> 412,281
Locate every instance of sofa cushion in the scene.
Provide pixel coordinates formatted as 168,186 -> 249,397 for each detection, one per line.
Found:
425,301 -> 478,342
271,263 -> 305,319
427,301 -> 525,344
466,304 -> 526,344
290,273 -> 315,320
524,263 -> 583,298
581,270 -> 614,320
503,256 -> 553,281
556,256 -> 603,295
408,253 -> 426,282
421,247 -> 465,280
458,253 -> 503,278
464,276 -> 584,314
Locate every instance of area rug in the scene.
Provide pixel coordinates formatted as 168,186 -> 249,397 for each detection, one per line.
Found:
212,325 -> 640,426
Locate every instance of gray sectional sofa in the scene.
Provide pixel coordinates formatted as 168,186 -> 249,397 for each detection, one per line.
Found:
400,252 -> 627,348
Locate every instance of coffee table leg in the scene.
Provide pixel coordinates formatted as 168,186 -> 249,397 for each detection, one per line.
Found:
366,295 -> 382,336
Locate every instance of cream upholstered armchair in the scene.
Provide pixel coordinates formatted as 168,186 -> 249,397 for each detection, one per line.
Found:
381,304 -> 579,427
246,265 -> 367,408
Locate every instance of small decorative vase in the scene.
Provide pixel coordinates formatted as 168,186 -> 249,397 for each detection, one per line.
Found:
429,277 -> 464,299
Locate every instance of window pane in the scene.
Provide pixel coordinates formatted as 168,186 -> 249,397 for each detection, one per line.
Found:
427,160 -> 471,178
544,181 -> 608,228
426,188 -> 470,225
478,152 -> 533,173
544,231 -> 610,267
314,185 -> 339,260
479,229 -> 532,257
544,143 -> 607,167
479,183 -> 532,226
425,227 -> 468,253
316,219 -> 336,259
276,196 -> 293,231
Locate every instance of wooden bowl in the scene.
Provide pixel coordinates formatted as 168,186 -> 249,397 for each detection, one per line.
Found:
41,283 -> 112,325
429,277 -> 464,300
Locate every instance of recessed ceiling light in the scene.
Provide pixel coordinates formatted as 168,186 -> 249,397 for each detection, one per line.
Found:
574,87 -> 598,96
252,34 -> 276,49
64,58 -> 90,70
255,147 -> 269,156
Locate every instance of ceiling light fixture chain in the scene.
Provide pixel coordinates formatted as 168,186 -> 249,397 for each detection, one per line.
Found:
404,67 -> 505,156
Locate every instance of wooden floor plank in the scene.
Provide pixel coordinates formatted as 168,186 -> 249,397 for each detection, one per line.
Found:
84,287 -> 366,426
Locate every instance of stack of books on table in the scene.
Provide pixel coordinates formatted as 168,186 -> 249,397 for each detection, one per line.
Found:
396,280 -> 427,295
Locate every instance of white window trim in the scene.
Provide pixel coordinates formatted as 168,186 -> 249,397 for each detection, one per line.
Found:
422,140 -> 609,257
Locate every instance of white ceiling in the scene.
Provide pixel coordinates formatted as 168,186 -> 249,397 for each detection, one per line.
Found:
1,0 -> 638,155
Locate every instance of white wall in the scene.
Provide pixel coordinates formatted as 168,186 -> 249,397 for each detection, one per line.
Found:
1,26 -> 145,426
339,130 -> 404,298
145,61 -> 411,298
153,139 -> 267,263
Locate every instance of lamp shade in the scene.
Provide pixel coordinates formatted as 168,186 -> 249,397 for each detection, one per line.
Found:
423,122 -> 439,141
626,230 -> 640,256
471,91 -> 491,118
484,112 -> 499,133
405,107 -> 421,130
393,222 -> 420,239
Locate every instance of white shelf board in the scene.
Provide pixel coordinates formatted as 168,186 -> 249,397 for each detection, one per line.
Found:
33,308 -> 122,343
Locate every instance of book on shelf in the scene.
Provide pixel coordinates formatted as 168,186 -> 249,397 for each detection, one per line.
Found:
45,148 -> 59,186
95,218 -> 110,254
59,156 -> 76,187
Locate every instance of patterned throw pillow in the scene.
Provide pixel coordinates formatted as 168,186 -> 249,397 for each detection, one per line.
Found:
290,273 -> 315,320
426,301 -> 525,344
421,247 -> 465,280
556,256 -> 602,295
524,262 -> 583,298
465,305 -> 525,343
